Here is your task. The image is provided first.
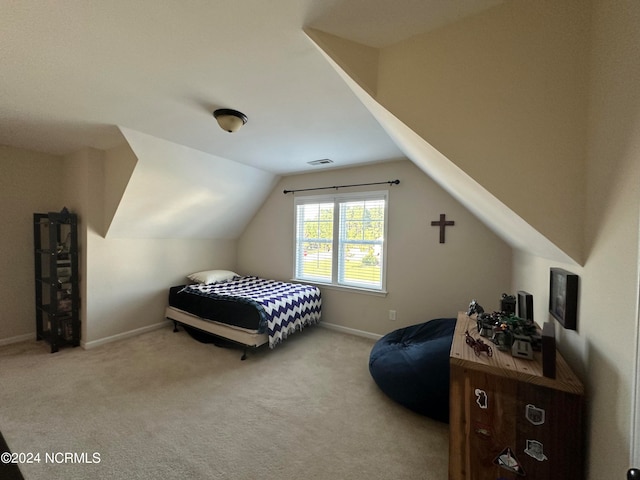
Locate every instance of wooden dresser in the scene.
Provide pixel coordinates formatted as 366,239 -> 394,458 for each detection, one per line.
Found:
449,312 -> 584,480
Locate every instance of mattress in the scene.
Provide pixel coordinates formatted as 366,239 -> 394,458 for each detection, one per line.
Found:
168,276 -> 322,348
168,285 -> 262,331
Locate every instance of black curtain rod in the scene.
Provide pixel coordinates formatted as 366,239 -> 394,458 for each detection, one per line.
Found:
283,179 -> 399,194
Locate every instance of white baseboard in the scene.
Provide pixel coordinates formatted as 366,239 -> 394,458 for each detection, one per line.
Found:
82,320 -> 171,349
4,321 -> 380,350
318,322 -> 383,341
0,332 -> 34,347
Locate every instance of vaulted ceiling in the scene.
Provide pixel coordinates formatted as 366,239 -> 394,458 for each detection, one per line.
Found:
3,1 -> 584,265
1,0 -> 500,174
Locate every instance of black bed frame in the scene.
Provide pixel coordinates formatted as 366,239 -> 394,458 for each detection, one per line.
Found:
172,320 -> 264,360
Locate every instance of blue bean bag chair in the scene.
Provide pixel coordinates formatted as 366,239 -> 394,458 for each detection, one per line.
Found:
369,318 -> 456,423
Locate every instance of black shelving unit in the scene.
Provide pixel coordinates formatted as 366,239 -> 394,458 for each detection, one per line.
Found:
34,211 -> 80,353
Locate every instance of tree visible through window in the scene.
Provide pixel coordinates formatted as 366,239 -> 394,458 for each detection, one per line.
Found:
295,191 -> 388,291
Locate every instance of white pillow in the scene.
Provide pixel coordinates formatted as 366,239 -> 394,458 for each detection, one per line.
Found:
187,269 -> 238,284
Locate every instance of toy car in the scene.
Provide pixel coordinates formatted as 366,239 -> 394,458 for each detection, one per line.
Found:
465,330 -> 493,357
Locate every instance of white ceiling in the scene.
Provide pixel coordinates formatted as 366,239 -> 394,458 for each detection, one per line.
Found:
0,0 -> 501,175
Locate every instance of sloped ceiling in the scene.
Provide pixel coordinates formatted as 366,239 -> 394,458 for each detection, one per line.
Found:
1,1 -> 502,242
0,1 -> 503,174
2,0 -> 586,263
106,128 -> 277,239
1,0 -> 410,173
306,31 -> 578,266
305,0 -> 591,266
308,0 -> 502,48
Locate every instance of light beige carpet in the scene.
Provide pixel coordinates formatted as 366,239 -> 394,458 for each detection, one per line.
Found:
0,325 -> 448,479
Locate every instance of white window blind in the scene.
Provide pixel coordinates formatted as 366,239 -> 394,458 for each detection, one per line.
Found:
295,202 -> 334,283
294,191 -> 388,292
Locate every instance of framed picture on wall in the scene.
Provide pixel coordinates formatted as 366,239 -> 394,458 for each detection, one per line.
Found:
549,268 -> 579,330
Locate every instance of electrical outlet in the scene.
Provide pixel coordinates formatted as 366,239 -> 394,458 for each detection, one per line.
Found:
388,310 -> 396,321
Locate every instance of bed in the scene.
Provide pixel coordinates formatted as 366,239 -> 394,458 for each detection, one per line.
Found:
165,273 -> 322,359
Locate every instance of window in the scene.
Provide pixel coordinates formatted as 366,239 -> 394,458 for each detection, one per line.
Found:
294,191 -> 388,292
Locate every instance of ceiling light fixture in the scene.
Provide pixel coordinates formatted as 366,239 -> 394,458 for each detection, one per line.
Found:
213,108 -> 248,133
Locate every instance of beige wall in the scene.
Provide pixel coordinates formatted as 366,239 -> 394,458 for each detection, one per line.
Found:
238,159 -> 512,335
0,146 -> 64,342
0,145 -> 238,346
514,1 -> 640,475
311,0 -> 640,473
376,0 -> 589,264
64,147 -> 239,345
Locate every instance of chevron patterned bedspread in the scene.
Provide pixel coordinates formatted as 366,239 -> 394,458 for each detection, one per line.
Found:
183,276 -> 322,348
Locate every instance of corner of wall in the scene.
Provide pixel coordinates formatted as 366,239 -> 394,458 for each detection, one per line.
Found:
103,142 -> 138,238
304,28 -> 379,97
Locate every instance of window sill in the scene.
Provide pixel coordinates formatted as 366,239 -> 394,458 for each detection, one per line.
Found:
290,279 -> 388,297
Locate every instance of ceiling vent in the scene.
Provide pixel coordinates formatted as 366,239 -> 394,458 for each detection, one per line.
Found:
307,159 -> 334,166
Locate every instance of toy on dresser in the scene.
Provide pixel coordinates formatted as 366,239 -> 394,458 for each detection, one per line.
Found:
467,298 -> 541,360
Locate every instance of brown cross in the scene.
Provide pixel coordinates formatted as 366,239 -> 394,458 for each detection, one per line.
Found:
431,214 -> 455,243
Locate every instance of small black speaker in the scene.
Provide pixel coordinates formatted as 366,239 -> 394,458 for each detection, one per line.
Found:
517,290 -> 534,321
542,322 -> 556,379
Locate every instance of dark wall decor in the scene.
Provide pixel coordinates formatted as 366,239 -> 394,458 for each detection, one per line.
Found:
549,268 -> 579,330
430,213 -> 455,243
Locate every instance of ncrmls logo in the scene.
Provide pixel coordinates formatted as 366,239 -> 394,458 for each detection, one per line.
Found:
46,452 -> 101,464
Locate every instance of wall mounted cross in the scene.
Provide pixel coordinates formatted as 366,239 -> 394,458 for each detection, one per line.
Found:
431,213 -> 455,243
